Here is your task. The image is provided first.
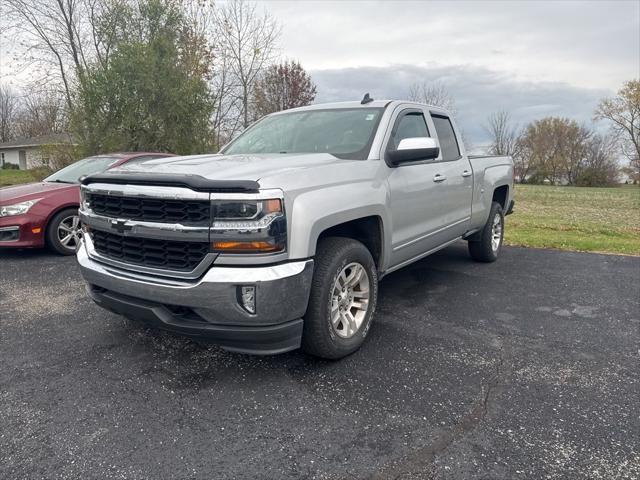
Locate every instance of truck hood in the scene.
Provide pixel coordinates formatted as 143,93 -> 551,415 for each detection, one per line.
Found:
0,181 -> 77,205
111,153 -> 377,192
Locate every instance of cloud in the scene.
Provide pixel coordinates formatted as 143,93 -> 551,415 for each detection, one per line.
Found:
310,63 -> 612,146
269,0 -> 639,91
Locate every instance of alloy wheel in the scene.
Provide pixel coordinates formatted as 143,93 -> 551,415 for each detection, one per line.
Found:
491,213 -> 503,252
330,262 -> 371,338
57,214 -> 82,251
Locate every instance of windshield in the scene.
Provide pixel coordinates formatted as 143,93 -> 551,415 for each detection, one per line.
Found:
44,156 -> 122,183
222,108 -> 384,160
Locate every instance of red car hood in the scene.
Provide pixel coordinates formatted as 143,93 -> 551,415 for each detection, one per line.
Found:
0,181 -> 78,205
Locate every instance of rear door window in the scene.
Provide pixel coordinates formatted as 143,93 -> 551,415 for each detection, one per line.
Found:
431,115 -> 461,161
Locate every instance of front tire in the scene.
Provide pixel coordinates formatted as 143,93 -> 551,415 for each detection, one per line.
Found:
302,237 -> 378,359
468,201 -> 504,262
46,208 -> 82,255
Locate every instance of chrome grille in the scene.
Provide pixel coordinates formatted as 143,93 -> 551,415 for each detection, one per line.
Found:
87,193 -> 210,223
91,230 -> 209,272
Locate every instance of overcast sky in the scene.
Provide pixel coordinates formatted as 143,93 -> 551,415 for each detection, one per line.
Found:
266,0 -> 640,146
1,1 -> 638,146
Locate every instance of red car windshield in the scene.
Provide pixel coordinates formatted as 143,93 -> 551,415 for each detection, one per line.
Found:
44,156 -> 122,184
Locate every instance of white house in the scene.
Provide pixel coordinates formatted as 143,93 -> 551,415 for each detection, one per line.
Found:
0,133 -> 75,170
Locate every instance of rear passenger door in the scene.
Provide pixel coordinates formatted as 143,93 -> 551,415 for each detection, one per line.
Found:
428,114 -> 473,237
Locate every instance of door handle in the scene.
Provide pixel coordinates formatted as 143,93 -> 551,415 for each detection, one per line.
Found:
461,170 -> 472,178
433,174 -> 447,182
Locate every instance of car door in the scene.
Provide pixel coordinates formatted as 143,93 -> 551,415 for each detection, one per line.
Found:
428,113 -> 473,237
385,106 -> 453,267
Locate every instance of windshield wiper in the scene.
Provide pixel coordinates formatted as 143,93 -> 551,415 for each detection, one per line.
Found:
48,179 -> 74,184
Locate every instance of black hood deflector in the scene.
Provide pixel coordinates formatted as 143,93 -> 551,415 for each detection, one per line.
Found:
82,172 -> 260,193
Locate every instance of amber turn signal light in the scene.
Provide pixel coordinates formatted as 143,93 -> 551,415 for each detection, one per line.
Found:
263,199 -> 282,214
212,240 -> 283,253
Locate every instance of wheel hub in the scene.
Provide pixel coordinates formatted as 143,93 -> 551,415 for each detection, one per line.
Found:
58,215 -> 81,251
330,262 -> 370,338
491,213 -> 503,252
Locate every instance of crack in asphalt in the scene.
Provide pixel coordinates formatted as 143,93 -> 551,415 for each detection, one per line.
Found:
369,342 -> 511,480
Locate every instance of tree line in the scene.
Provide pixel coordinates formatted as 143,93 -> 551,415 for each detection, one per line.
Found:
484,80 -> 639,186
0,0 -> 317,157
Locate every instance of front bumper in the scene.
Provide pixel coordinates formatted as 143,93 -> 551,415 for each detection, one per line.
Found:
77,236 -> 314,354
0,214 -> 46,248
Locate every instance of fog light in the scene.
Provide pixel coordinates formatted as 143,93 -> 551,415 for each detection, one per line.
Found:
239,286 -> 256,314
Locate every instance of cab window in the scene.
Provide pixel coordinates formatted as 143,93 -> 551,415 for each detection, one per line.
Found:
431,115 -> 461,161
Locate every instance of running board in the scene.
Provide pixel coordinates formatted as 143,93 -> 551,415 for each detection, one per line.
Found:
381,236 -> 462,278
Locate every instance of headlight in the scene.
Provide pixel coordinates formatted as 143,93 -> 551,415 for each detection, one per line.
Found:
211,198 -> 286,253
0,199 -> 41,217
80,187 -> 88,210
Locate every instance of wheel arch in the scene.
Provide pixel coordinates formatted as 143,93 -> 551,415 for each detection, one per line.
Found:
492,185 -> 509,210
316,216 -> 385,270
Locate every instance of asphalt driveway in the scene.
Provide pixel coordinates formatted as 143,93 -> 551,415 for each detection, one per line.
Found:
1,244 -> 638,480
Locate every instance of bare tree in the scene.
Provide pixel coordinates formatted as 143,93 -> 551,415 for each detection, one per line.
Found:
484,111 -> 528,182
14,89 -> 67,138
578,133 -> 620,186
408,81 -> 456,114
183,1 -> 237,149
214,0 -> 280,129
595,79 -> 640,178
0,86 -> 19,142
2,0 -> 121,108
484,111 -> 521,156
253,60 -> 316,118
407,80 -> 473,148
208,21 -> 245,147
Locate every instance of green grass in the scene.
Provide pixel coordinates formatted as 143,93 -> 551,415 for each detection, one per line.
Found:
506,184 -> 640,256
0,168 -> 51,187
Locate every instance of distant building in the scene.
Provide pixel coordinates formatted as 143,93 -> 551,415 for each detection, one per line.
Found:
0,134 -> 76,170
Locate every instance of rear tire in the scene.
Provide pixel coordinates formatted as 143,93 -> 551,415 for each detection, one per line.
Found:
46,208 -> 82,255
468,201 -> 504,263
302,237 -> 378,360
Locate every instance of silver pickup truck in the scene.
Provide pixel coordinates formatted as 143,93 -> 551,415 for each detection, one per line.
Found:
77,99 -> 514,359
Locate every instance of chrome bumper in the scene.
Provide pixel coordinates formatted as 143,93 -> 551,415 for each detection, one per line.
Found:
77,237 -> 314,353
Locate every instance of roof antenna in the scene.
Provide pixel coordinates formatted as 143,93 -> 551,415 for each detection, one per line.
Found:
361,93 -> 374,105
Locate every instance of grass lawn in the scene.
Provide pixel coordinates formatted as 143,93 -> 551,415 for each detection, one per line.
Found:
0,168 -> 51,187
506,184 -> 640,256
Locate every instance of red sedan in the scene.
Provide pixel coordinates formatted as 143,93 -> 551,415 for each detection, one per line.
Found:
0,152 -> 175,255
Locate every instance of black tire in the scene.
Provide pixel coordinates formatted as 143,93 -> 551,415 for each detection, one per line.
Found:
46,207 -> 81,255
468,201 -> 504,263
302,237 -> 378,360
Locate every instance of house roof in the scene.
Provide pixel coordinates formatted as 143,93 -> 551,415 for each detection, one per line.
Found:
0,133 -> 76,150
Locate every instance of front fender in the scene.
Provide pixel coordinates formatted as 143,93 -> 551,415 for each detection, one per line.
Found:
287,182 -> 391,263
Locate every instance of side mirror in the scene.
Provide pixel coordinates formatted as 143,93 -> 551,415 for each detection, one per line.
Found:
387,137 -> 440,166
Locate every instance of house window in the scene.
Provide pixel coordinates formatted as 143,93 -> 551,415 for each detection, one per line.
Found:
0,153 -> 4,167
